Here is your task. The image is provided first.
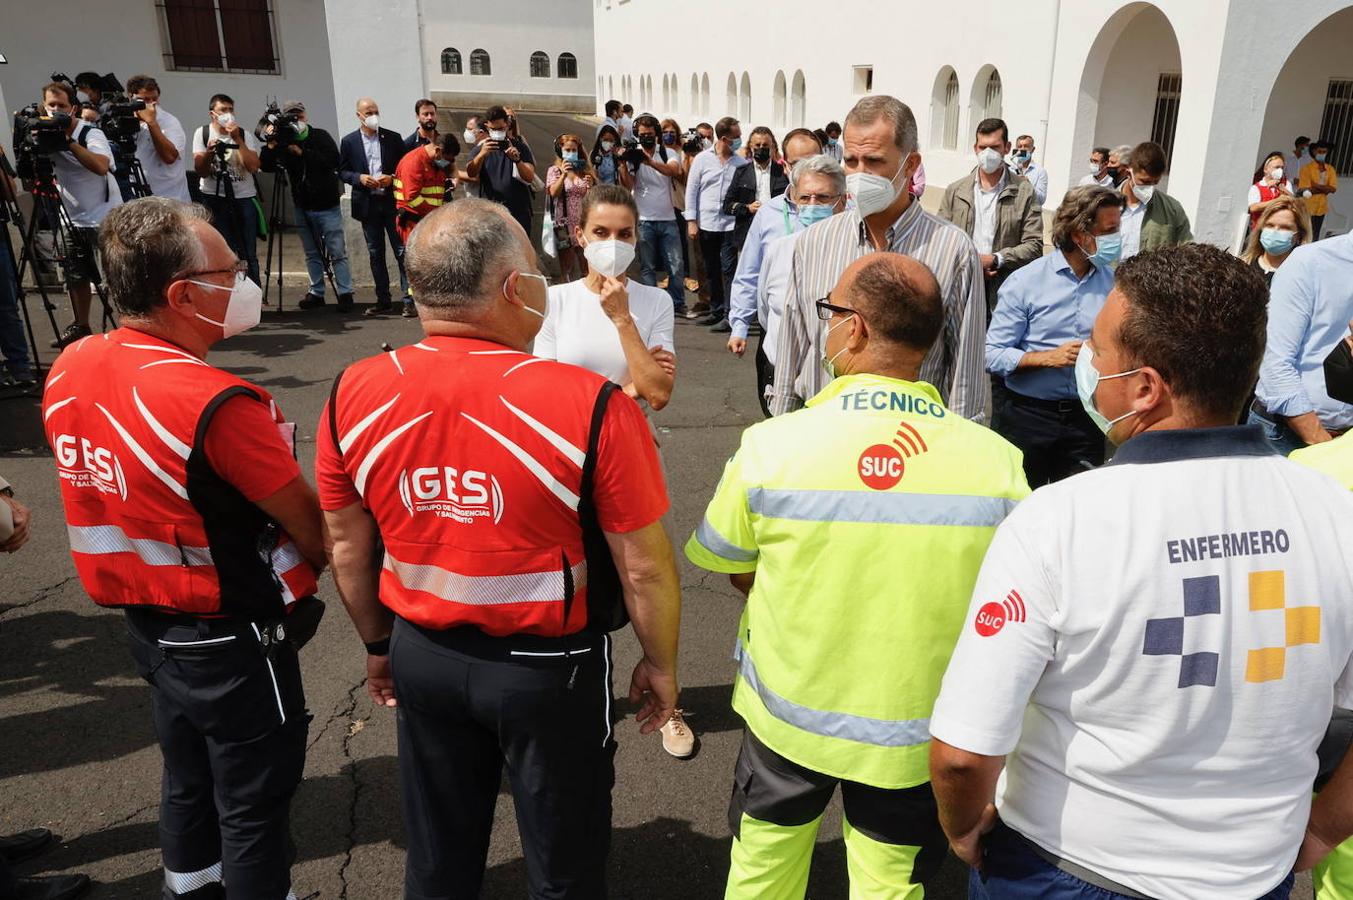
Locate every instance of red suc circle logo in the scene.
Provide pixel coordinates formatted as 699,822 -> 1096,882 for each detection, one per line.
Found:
858,444 -> 904,490
974,602 -> 1007,637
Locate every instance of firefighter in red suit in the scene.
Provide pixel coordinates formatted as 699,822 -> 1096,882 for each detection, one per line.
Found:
42,198 -> 326,900
318,199 -> 682,898
393,133 -> 459,245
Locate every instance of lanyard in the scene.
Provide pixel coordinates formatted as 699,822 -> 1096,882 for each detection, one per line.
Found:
781,203 -> 793,235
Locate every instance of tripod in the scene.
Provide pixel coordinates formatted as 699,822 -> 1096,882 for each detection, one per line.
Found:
262,165 -> 338,310
0,158 -> 44,382
115,148 -> 153,200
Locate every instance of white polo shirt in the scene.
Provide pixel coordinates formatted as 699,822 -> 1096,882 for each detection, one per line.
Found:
931,426 -> 1353,900
52,122 -> 121,228
535,279 -> 675,386
134,105 -> 190,202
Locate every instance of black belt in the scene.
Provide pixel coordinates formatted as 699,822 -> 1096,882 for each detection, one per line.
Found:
1006,390 -> 1082,414
402,619 -> 603,664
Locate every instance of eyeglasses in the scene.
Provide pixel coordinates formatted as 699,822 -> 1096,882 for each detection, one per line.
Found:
798,193 -> 842,206
180,260 -> 248,281
815,296 -> 857,321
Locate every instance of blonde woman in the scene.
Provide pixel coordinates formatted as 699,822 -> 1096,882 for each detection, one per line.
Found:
546,133 -> 597,282
1241,195 -> 1312,285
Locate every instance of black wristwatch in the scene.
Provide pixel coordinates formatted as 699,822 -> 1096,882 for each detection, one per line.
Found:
0,486 -> 13,498
364,637 -> 391,656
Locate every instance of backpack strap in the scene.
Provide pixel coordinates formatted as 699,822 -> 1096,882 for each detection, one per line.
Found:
327,367 -> 346,458
578,381 -> 627,632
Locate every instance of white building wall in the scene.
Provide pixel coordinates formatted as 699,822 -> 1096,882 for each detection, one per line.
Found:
0,0 -> 341,146
325,0 -> 426,138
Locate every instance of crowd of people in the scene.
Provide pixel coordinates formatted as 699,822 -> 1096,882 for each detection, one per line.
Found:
2,75 -> 1353,900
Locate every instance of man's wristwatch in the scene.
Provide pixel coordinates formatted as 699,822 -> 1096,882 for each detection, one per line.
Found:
364,637 -> 391,656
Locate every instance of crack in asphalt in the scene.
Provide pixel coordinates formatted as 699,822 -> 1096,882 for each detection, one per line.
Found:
334,679 -> 367,900
0,576 -> 76,619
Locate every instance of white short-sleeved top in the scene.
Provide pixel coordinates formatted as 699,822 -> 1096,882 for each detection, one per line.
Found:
931,426 -> 1353,900
535,279 -> 676,386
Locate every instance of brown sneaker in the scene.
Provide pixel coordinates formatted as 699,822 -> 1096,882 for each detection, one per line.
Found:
660,709 -> 696,758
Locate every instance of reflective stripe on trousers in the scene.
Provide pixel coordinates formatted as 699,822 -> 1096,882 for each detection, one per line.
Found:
68,523 -> 213,567
384,553 -> 587,606
735,640 -> 930,747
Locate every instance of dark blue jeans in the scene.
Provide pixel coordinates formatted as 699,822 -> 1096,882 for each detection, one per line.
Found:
639,219 -> 685,311
1247,408 -> 1305,456
360,205 -> 408,303
201,194 -> 260,285
970,823 -> 1293,900
0,237 -> 33,378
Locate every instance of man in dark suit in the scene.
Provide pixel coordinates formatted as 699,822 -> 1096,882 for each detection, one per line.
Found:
722,127 -> 790,254
340,97 -> 414,316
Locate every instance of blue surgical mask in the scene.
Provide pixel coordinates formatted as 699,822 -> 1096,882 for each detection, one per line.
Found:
433,158 -> 451,170
1260,228 -> 1296,256
729,137 -> 743,152
563,150 -> 580,163
1074,342 -> 1141,435
798,204 -> 834,227
1082,232 -> 1122,270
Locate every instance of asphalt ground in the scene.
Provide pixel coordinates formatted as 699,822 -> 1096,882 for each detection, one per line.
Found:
0,111 -> 1314,899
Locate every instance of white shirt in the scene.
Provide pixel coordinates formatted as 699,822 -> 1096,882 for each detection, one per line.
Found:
754,163 -> 772,204
931,428 -> 1353,900
825,140 -> 843,163
361,129 -> 386,196
618,115 -> 634,141
1078,172 -> 1114,188
191,124 -> 259,199
53,122 -> 122,227
1120,196 -> 1147,259
756,231 -> 800,369
633,148 -> 677,222
134,106 -> 190,202
535,279 -> 676,386
971,171 -> 1005,255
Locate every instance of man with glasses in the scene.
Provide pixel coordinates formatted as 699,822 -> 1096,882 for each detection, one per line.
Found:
42,198 -> 326,899
687,250 -> 1028,898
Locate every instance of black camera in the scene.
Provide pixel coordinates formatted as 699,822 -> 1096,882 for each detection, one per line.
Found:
682,129 -> 704,155
260,102 -> 304,148
77,73 -> 145,157
13,104 -> 73,160
620,136 -> 647,167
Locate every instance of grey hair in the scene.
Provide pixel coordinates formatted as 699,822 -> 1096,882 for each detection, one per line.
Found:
845,95 -> 919,155
98,197 -> 209,317
1051,185 -> 1126,252
1110,144 -> 1133,167
790,154 -> 846,197
404,199 -> 526,316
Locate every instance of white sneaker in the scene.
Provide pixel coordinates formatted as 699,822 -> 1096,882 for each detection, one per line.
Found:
660,709 -> 696,758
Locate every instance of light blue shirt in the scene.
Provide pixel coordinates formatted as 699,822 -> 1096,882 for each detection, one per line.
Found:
1256,232 -> 1353,430
730,192 -> 803,340
986,249 -> 1115,400
755,231 -> 801,368
684,148 -> 747,233
1015,161 -> 1048,206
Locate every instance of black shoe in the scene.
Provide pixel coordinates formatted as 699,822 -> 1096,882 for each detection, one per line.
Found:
337,293 -> 356,311
695,314 -> 721,326
0,829 -> 55,863
50,323 -> 91,349
709,319 -> 732,333
297,293 -> 326,310
363,302 -> 394,317
401,304 -> 417,319
674,306 -> 688,317
14,873 -> 91,900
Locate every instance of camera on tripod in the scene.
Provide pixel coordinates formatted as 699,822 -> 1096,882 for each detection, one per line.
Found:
681,129 -> 705,155
12,104 -> 73,167
66,72 -> 145,157
260,102 -> 304,148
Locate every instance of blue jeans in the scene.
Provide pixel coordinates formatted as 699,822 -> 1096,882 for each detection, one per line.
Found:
639,219 -> 686,310
202,194 -> 260,285
970,823 -> 1293,899
360,205 -> 408,303
0,238 -> 33,378
1247,408 -> 1305,456
295,204 -> 353,297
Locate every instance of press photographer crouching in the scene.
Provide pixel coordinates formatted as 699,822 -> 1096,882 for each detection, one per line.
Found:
192,94 -> 262,284
258,100 -> 354,311
19,80 -> 122,347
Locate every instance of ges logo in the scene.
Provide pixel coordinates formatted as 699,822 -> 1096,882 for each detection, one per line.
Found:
53,434 -> 127,500
974,590 -> 1027,637
398,466 -> 504,524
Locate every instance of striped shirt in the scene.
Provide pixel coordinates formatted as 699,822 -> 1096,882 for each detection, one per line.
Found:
769,198 -> 989,422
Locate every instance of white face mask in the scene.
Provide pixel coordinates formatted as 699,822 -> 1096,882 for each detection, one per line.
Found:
1269,167 -> 1285,182
583,239 -> 636,279
846,162 -> 908,218
76,91 -> 90,104
215,112 -> 235,130
1133,183 -> 1156,204
504,272 -> 549,318
192,275 -> 263,338
977,147 -> 1005,175
1088,162 -> 1102,176
463,129 -> 477,145
821,314 -> 857,380
489,129 -> 508,141
362,114 -> 380,130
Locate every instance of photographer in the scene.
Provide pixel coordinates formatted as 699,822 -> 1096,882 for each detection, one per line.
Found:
127,75 -> 190,202
36,81 -> 122,348
629,115 -> 686,314
465,105 -> 535,236
192,94 -> 262,283
74,72 -> 134,202
259,100 -> 355,311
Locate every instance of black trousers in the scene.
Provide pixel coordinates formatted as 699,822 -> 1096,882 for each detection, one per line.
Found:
755,331 -> 774,418
125,610 -> 309,899
992,387 -> 1106,487
360,201 -> 408,303
698,229 -> 738,319
391,619 -> 617,900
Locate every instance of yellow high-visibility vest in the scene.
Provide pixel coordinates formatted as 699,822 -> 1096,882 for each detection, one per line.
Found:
1292,432 -> 1353,489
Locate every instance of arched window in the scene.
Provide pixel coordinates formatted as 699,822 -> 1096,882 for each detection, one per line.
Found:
772,71 -> 787,128
530,51 -> 550,78
690,74 -> 699,116
558,52 -> 577,79
739,71 -> 752,122
983,68 -> 1003,119
943,71 -> 960,149
701,73 -> 710,117
470,49 -> 491,76
441,48 -> 461,75
725,73 -> 737,116
790,70 -> 806,127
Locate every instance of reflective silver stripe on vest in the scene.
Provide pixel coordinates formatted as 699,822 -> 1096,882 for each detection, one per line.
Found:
746,488 -> 1015,528
735,640 -> 931,747
385,553 -> 587,606
68,523 -> 213,567
695,517 -> 757,562
163,860 -> 222,893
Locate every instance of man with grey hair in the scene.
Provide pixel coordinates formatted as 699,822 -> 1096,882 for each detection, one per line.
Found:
316,199 -> 682,898
1108,144 -> 1133,187
43,197 -> 326,900
771,95 -> 989,422
339,96 -> 414,316
730,152 -> 845,415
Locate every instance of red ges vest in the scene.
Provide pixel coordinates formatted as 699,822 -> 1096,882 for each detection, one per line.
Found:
42,329 -> 317,619
324,336 -> 623,638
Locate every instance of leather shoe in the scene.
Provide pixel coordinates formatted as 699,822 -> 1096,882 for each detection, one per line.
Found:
296,293 -> 326,310
337,293 -> 356,311
695,314 -> 721,326
14,873 -> 91,900
0,829 -> 55,863
709,319 -> 732,333
363,303 -> 393,317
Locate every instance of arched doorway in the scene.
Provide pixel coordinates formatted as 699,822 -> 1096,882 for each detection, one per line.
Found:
791,70 -> 806,127
930,66 -> 960,149
772,71 -> 787,128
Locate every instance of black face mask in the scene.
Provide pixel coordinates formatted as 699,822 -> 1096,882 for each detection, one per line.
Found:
1325,339 -> 1353,405
1106,166 -> 1121,179
753,148 -> 771,163
639,134 -> 656,149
